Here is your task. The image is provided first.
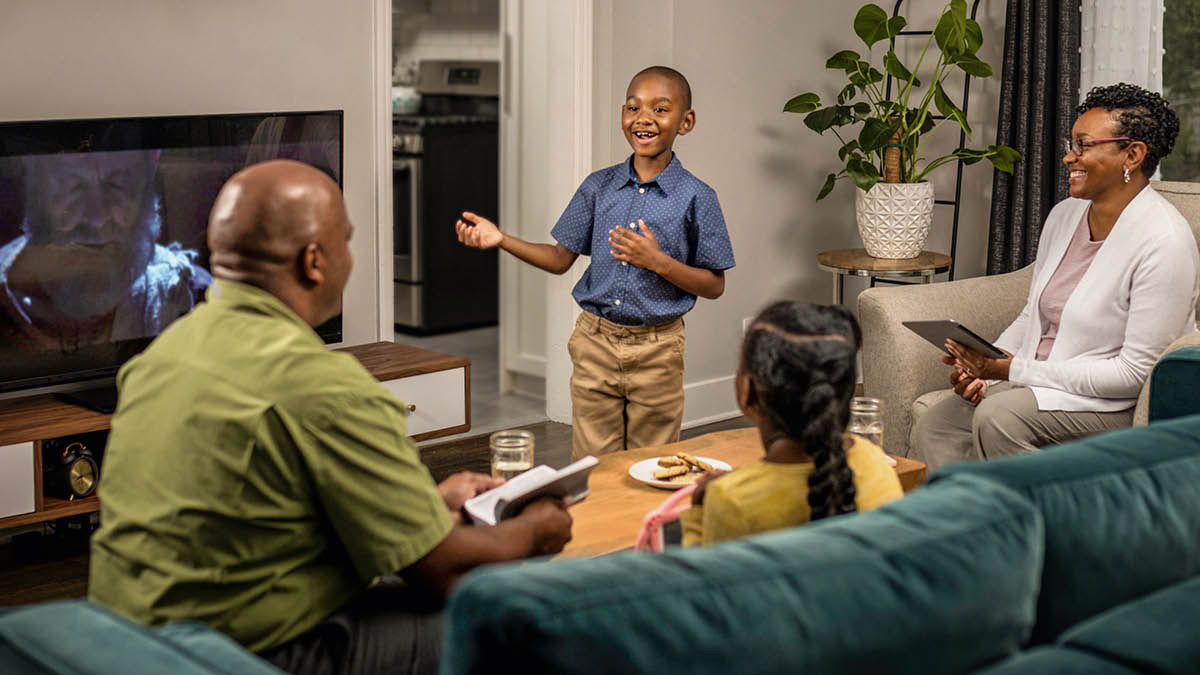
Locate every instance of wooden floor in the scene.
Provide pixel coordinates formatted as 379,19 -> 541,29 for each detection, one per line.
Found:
0,416 -> 752,607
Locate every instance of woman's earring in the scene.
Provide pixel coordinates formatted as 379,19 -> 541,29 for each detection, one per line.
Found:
1123,167 -> 1131,183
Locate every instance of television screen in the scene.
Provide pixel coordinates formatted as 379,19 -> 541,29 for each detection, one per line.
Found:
0,110 -> 343,394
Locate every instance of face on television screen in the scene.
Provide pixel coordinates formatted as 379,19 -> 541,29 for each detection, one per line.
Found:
0,111 -> 343,392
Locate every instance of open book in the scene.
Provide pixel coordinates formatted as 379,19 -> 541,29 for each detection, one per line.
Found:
464,455 -> 599,525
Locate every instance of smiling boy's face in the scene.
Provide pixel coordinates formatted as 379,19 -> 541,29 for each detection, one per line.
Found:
621,73 -> 694,161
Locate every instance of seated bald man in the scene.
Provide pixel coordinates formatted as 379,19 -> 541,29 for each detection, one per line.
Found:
88,160 -> 573,675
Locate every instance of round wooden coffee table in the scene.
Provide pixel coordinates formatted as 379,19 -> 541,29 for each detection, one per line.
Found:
817,248 -> 952,305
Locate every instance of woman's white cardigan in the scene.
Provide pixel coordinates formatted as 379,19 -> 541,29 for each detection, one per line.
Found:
995,185 -> 1199,412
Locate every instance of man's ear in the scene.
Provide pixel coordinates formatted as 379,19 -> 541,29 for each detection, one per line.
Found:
299,242 -> 325,286
677,109 -> 696,136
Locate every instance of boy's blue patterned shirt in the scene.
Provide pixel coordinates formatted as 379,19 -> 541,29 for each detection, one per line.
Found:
550,154 -> 735,326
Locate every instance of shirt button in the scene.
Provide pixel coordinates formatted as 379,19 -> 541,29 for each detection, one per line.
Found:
639,187 -> 646,194
614,299 -> 622,306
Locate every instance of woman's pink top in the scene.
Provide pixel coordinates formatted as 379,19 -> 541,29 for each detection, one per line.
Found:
1036,210 -> 1105,361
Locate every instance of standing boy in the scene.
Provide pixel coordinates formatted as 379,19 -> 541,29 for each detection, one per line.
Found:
456,66 -> 735,458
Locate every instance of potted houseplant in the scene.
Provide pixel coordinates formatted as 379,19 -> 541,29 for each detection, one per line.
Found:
784,0 -> 1021,258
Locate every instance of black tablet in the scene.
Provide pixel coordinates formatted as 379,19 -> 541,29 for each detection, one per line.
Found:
901,320 -> 1008,359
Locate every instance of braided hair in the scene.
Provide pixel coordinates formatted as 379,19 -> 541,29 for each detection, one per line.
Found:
1077,82 -> 1180,177
741,301 -> 861,521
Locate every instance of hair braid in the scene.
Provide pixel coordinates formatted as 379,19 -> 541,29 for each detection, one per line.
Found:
742,301 -> 861,522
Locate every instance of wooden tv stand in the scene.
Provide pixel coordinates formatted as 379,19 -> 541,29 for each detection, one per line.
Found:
0,341 -> 469,530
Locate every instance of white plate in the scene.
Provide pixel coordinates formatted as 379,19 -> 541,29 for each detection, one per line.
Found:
629,456 -> 732,490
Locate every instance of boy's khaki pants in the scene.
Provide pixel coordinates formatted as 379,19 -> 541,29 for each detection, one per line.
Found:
568,311 -> 685,459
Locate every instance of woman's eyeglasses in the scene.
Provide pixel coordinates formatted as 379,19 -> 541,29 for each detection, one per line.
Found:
1064,136 -> 1132,157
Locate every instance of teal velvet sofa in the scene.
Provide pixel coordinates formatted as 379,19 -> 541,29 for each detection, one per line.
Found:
0,601 -> 283,674
441,410 -> 1200,670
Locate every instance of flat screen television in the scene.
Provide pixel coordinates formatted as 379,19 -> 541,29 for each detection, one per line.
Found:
0,110 -> 344,399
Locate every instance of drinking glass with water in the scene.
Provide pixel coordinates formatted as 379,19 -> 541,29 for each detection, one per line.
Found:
490,429 -> 534,480
848,397 -> 884,448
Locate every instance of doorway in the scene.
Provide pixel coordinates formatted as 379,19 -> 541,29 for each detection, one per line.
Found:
390,0 -> 547,442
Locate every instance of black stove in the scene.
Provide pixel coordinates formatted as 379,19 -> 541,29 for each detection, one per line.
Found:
392,61 -> 500,334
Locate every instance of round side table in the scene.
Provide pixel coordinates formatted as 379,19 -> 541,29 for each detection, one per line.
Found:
817,248 -> 952,305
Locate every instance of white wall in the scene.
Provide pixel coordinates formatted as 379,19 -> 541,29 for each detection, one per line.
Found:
0,0 -> 392,351
559,0 -> 1007,426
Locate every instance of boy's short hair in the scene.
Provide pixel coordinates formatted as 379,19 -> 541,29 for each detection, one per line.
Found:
631,66 -> 692,110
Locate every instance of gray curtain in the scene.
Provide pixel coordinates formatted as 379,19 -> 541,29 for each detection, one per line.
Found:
987,0 -> 1082,274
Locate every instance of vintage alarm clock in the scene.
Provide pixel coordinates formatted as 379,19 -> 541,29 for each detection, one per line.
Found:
44,441 -> 100,500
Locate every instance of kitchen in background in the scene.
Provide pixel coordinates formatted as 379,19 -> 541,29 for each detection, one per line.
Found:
391,0 -> 546,439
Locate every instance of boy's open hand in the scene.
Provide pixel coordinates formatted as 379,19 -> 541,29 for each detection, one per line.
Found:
456,211 -> 504,249
609,219 -> 666,272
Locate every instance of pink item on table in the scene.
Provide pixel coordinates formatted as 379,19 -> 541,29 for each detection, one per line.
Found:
635,482 -> 698,553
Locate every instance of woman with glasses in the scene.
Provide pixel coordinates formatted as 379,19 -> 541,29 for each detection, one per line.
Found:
912,82 -> 1198,471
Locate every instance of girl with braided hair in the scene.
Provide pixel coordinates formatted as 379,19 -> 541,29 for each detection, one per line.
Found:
678,301 -> 901,547
913,82 -> 1199,471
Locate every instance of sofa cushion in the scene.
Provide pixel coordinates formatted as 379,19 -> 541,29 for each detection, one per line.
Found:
0,601 -> 282,675
971,646 -> 1139,675
1055,575 -> 1200,674
935,414 -> 1200,644
441,474 -> 1042,675
1149,346 -> 1200,423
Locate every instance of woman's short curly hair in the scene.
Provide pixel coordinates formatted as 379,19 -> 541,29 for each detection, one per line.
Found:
1077,82 -> 1180,177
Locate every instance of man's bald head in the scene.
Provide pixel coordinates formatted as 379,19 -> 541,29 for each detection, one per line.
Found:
207,160 -> 353,326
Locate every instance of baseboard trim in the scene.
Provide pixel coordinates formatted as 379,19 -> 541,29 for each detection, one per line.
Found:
682,374 -> 739,428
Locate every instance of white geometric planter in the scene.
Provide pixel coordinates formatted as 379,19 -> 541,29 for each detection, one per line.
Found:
854,182 -> 934,259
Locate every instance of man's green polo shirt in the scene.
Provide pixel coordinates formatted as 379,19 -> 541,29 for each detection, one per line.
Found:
88,279 -> 453,653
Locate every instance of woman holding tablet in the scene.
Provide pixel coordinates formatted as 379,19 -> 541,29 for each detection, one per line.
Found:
912,83 -> 1198,471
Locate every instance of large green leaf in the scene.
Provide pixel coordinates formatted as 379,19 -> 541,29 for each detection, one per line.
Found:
783,92 -> 821,114
933,80 -> 972,136
986,145 -> 1023,173
826,50 -> 861,71
816,172 -> 839,200
804,105 -> 854,133
934,0 -> 968,57
952,53 -> 993,77
904,107 -> 936,135
884,50 -> 920,88
837,83 -> 857,105
887,15 -> 907,35
847,158 -> 882,191
965,18 -> 983,53
853,4 -> 891,48
838,139 -> 861,161
859,117 -> 900,151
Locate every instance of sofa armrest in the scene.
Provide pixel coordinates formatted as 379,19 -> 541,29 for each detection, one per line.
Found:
858,266 -> 1032,456
1133,336 -> 1200,425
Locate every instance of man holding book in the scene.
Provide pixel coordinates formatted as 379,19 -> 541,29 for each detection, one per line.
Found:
88,160 -> 574,675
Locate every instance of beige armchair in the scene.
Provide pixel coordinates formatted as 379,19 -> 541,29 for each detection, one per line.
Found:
858,181 -> 1200,458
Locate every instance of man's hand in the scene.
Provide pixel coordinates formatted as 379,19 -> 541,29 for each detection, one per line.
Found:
437,472 -> 504,521
455,211 -> 504,249
609,219 -> 667,272
515,497 -> 573,555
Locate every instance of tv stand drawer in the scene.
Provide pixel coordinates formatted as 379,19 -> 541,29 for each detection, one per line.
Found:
380,368 -> 467,439
338,341 -> 471,443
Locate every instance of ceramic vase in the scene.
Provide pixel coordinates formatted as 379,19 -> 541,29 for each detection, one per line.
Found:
854,182 -> 934,259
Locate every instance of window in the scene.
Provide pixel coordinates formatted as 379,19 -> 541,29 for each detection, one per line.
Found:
1162,0 -> 1200,181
